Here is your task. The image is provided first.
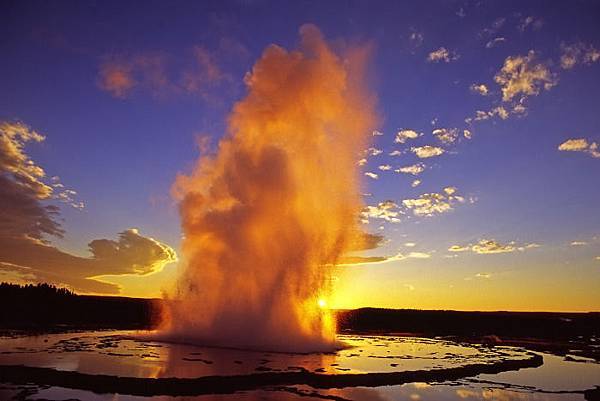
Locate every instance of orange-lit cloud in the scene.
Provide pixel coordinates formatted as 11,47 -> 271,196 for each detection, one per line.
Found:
98,40 -> 243,99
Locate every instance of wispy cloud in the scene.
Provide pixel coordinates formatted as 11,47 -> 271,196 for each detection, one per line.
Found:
486,37 -> 506,49
560,42 -> 600,70
495,51 -> 557,102
449,239 -> 540,254
518,16 -> 543,32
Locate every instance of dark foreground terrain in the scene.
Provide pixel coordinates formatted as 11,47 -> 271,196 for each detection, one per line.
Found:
1,282 -> 599,359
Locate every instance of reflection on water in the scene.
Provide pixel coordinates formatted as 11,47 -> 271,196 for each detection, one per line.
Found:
0,331 -> 598,400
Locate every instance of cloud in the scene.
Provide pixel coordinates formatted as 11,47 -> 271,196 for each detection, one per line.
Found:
0,229 -> 177,294
407,252 -> 431,259
98,41 -> 239,100
470,84 -> 489,96
433,128 -> 459,144
378,164 -> 392,171
337,250 -> 430,267
395,129 -> 421,144
0,121 -> 176,293
482,17 -> 506,36
448,245 -> 470,252
570,241 -> 588,246
180,46 -> 230,96
494,51 -> 557,102
411,145 -> 445,158
560,42 -> 600,70
361,200 -> 402,223
0,122 -> 84,243
404,242 -> 416,247
486,37 -> 506,49
389,150 -> 403,156
463,129 -> 472,139
366,147 -> 383,156
411,179 -> 421,187
98,53 -> 170,98
518,16 -> 543,32
395,162 -> 426,175
402,187 -> 467,217
449,239 -> 540,255
372,130 -> 384,136
558,138 -> 600,158
365,172 -> 379,179
427,47 -> 459,63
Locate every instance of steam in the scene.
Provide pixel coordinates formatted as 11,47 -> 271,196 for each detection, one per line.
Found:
162,25 -> 377,352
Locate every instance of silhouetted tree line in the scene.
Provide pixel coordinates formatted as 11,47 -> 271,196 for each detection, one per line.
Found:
0,282 -> 160,330
337,308 -> 600,340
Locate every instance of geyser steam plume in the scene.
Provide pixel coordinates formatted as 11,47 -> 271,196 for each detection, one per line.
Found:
163,25 -> 377,352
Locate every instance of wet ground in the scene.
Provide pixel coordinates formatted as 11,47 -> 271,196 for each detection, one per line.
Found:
0,330 -> 598,400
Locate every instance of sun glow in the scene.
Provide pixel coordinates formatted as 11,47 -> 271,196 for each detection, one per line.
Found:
318,298 -> 327,309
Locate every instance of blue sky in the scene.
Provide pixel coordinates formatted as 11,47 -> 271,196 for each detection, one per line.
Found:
1,0 -> 599,310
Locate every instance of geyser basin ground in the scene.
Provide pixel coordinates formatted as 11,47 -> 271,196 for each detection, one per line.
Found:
2,331 -> 599,400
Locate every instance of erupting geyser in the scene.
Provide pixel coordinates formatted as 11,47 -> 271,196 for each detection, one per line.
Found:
162,25 -> 377,352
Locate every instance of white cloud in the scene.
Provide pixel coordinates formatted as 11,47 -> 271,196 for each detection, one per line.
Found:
389,150 -> 403,156
427,47 -> 459,63
570,241 -> 588,246
433,128 -> 459,144
470,84 -> 489,96
411,179 -> 421,188
395,162 -> 426,176
449,239 -> 540,255
365,172 -> 379,179
411,145 -> 445,158
395,129 -> 421,144
367,147 -> 383,156
558,138 -> 600,158
357,158 -> 367,166
407,252 -> 431,259
378,164 -> 392,171
372,130 -> 384,136
402,187 -> 467,217
361,200 -> 402,223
